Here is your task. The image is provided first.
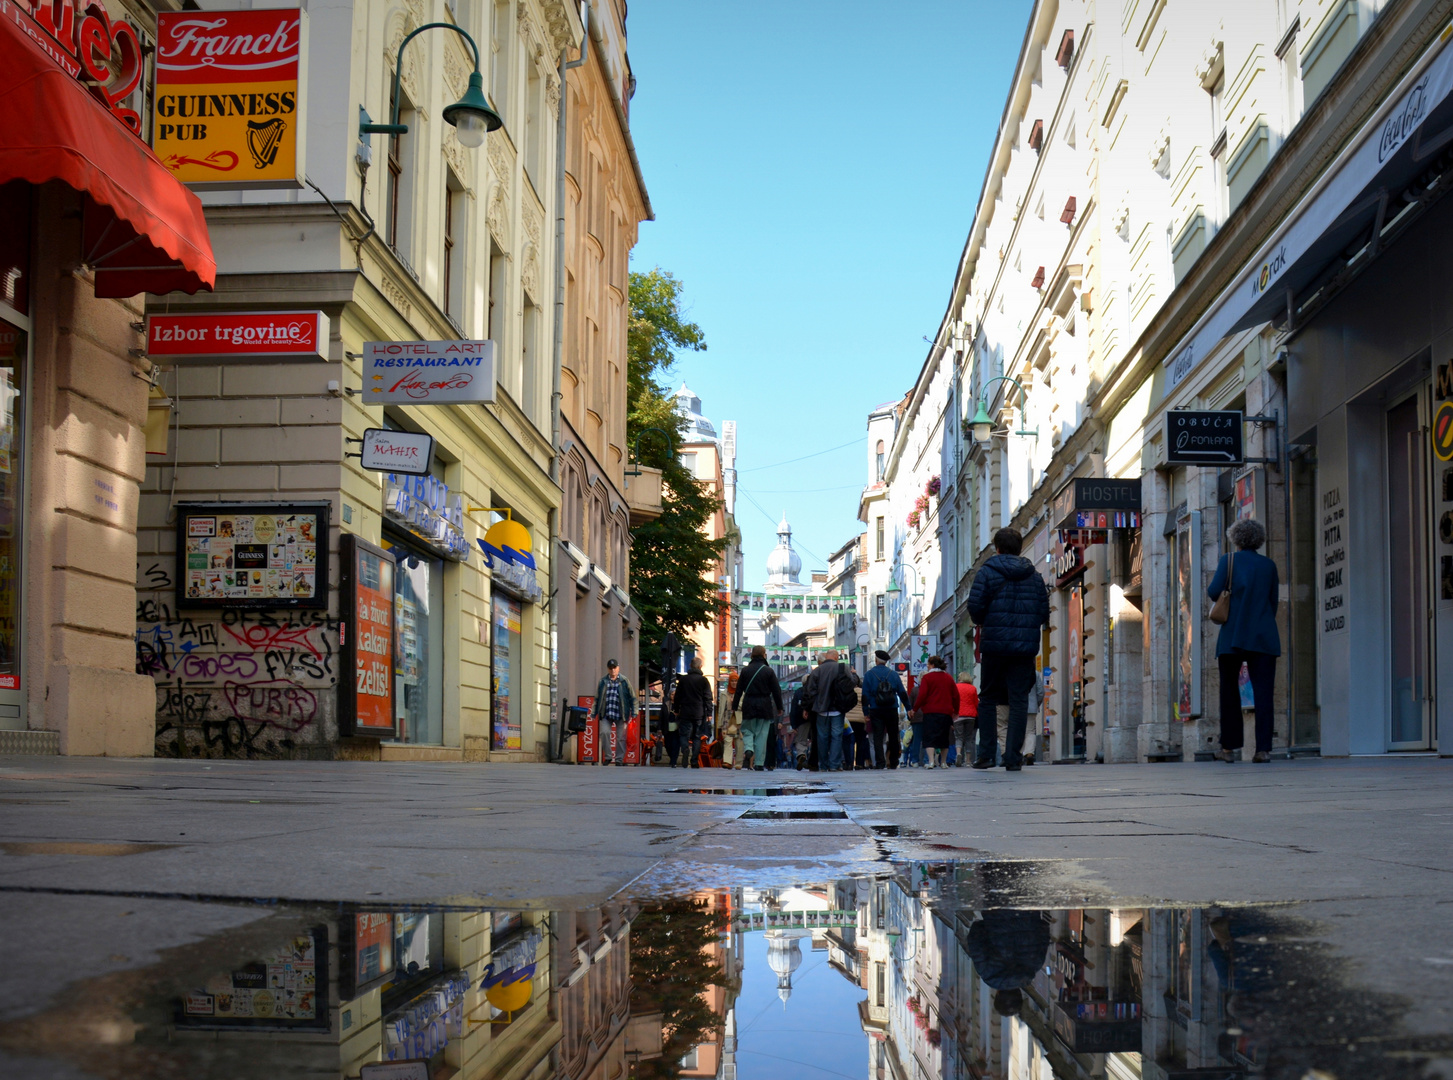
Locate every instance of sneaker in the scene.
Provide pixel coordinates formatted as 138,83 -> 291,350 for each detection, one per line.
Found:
796,755 -> 807,771
971,760 -> 994,770
1004,762 -> 1022,772
1252,751 -> 1271,763
754,765 -> 765,772
743,751 -> 754,770
1024,754 -> 1035,766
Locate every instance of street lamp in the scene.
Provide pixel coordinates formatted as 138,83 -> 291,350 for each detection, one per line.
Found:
625,427 -> 676,477
967,375 -> 1037,443
885,564 -> 923,599
360,22 -> 503,149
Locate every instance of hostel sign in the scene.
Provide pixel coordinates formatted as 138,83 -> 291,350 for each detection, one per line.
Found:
155,8 -> 307,188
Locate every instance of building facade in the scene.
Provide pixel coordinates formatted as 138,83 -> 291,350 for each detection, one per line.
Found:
0,0 -> 217,756
134,0 -> 585,761
886,0 -> 1448,762
555,0 -> 654,759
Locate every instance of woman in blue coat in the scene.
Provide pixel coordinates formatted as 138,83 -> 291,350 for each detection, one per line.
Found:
1206,518 -> 1280,763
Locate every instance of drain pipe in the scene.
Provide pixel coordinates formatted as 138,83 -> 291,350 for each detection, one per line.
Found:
548,3 -> 589,762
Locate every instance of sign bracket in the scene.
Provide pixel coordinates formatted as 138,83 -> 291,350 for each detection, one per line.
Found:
1243,410 -> 1282,471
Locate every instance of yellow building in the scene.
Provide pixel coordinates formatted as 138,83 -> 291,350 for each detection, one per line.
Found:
134,0 -> 585,760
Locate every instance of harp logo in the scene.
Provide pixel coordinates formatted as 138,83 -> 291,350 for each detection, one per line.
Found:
155,9 -> 305,188
247,119 -> 287,168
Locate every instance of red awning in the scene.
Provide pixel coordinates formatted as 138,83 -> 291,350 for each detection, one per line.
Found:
0,16 -> 215,298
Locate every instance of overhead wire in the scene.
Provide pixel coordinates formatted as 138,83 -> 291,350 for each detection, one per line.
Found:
736,436 -> 860,472
737,487 -> 829,568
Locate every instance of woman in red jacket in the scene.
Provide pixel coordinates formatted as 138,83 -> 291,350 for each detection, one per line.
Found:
954,672 -> 979,768
913,656 -> 958,769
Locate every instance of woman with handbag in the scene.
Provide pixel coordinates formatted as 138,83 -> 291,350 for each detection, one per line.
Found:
731,645 -> 784,771
1206,518 -> 1281,763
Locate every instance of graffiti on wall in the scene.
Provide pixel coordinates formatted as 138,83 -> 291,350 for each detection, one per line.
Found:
136,577 -> 340,758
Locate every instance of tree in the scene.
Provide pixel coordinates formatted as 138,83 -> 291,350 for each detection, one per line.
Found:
627,900 -> 735,1080
627,268 -> 728,669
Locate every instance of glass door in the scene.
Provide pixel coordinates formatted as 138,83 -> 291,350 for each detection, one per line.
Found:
0,317 -> 24,729
382,536 -> 443,744
1386,393 -> 1433,750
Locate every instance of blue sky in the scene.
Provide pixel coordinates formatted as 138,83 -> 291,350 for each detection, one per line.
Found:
626,0 -> 1033,585
730,929 -> 868,1079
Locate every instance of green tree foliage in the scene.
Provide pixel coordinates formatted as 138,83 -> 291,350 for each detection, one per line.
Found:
627,900 -> 736,1080
627,268 -> 727,668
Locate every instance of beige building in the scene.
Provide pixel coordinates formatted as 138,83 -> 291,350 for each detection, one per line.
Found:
134,0 -> 586,761
555,0 -> 656,758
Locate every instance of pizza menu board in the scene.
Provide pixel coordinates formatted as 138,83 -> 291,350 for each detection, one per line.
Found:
178,927 -> 329,1030
340,534 -> 397,738
176,503 -> 330,609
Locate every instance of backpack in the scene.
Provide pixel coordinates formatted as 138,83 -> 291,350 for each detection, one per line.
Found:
873,673 -> 898,711
829,667 -> 858,713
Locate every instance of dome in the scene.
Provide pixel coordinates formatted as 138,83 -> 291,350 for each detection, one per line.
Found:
765,931 -> 806,1004
765,515 -> 802,585
674,382 -> 717,441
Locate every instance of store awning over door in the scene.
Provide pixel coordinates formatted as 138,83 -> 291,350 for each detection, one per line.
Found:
0,16 -> 215,299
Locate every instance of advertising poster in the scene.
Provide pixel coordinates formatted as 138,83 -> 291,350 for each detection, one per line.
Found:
177,927 -> 328,1030
176,503 -> 328,609
491,594 -> 523,750
341,534 -> 396,738
155,8 -> 307,188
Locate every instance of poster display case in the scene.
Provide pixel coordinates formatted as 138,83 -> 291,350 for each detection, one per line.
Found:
175,502 -> 330,610
340,533 -> 397,738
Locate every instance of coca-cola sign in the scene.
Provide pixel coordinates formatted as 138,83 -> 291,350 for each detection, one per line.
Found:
363,341 -> 498,405
3,0 -> 145,134
146,311 -> 329,364
154,8 -> 306,188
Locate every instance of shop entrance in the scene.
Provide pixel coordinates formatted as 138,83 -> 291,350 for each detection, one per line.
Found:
381,534 -> 444,745
0,315 -> 24,730
1386,392 -> 1435,750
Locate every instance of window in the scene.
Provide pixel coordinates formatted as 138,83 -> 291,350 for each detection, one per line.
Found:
1208,72 -> 1228,223
444,175 -> 465,323
875,516 -> 884,560
488,240 -> 507,347
875,439 -> 884,480
524,62 -> 544,192
521,296 -> 539,416
491,591 -> 524,750
382,535 -> 444,745
680,452 -> 698,475
1276,1 -> 1303,134
385,87 -> 415,264
490,0 -> 511,124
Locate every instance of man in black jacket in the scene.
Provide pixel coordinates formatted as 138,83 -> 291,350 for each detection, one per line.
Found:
672,657 -> 714,769
967,528 -> 1049,772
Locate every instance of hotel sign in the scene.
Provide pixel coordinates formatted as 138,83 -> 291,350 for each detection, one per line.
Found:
154,8 -> 307,188
363,340 -> 497,405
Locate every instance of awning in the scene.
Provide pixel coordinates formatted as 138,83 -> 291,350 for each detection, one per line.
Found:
0,16 -> 215,298
1164,32 -> 1453,391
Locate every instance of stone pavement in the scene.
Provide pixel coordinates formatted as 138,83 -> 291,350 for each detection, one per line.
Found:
2,753 -> 1451,1070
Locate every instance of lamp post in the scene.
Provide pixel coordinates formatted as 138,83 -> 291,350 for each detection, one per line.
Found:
359,22 -> 503,149
967,375 -> 1037,443
885,563 -> 923,599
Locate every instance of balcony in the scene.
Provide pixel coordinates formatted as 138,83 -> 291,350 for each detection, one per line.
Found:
625,465 -> 663,525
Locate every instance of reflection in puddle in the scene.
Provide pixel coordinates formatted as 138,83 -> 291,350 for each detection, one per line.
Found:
4,863 -> 1446,1079
662,787 -> 830,796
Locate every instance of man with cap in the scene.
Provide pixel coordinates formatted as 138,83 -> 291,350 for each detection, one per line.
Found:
861,650 -> 911,769
591,659 -> 636,765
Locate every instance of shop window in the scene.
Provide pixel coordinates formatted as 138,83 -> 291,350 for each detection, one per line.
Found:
491,592 -> 524,750
383,536 -> 444,744
0,317 -> 24,719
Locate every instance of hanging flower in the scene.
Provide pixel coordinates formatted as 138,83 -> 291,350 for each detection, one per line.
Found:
907,509 -> 921,528
926,475 -> 941,497
914,494 -> 930,514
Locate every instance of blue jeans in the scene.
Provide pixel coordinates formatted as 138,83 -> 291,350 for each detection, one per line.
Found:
815,712 -> 845,770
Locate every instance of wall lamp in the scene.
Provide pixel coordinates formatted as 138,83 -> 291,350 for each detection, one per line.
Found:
360,22 -> 502,149
625,427 -> 676,477
968,375 -> 1037,442
885,563 -> 924,599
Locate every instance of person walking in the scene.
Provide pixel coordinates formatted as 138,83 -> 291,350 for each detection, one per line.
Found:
802,650 -> 858,773
789,682 -> 814,770
591,659 -> 636,766
844,691 -> 872,771
912,656 -> 957,768
953,672 -> 979,768
672,657 -> 714,769
862,651 -> 910,769
731,646 -> 783,772
968,527 -> 1050,772
1207,518 -> 1281,763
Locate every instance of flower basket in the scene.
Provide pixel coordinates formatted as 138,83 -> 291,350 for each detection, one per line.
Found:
926,475 -> 941,497
914,494 -> 930,513
907,509 -> 921,529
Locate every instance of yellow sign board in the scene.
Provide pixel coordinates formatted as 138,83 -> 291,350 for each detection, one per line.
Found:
154,9 -> 307,189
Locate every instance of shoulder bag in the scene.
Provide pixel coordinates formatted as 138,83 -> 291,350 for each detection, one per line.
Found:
1209,552 -> 1234,625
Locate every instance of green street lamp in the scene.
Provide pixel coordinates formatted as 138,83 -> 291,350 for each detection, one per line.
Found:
967,375 -> 1038,442
886,564 -> 923,599
360,22 -> 502,149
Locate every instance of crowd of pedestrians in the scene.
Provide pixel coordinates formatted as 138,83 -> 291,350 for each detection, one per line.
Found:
590,526 -> 1054,774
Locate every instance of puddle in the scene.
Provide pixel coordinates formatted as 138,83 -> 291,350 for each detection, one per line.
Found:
3,864 -> 1450,1079
738,808 -> 850,820
662,786 -> 829,796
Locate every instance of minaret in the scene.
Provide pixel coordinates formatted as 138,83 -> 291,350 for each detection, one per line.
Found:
764,515 -> 803,589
